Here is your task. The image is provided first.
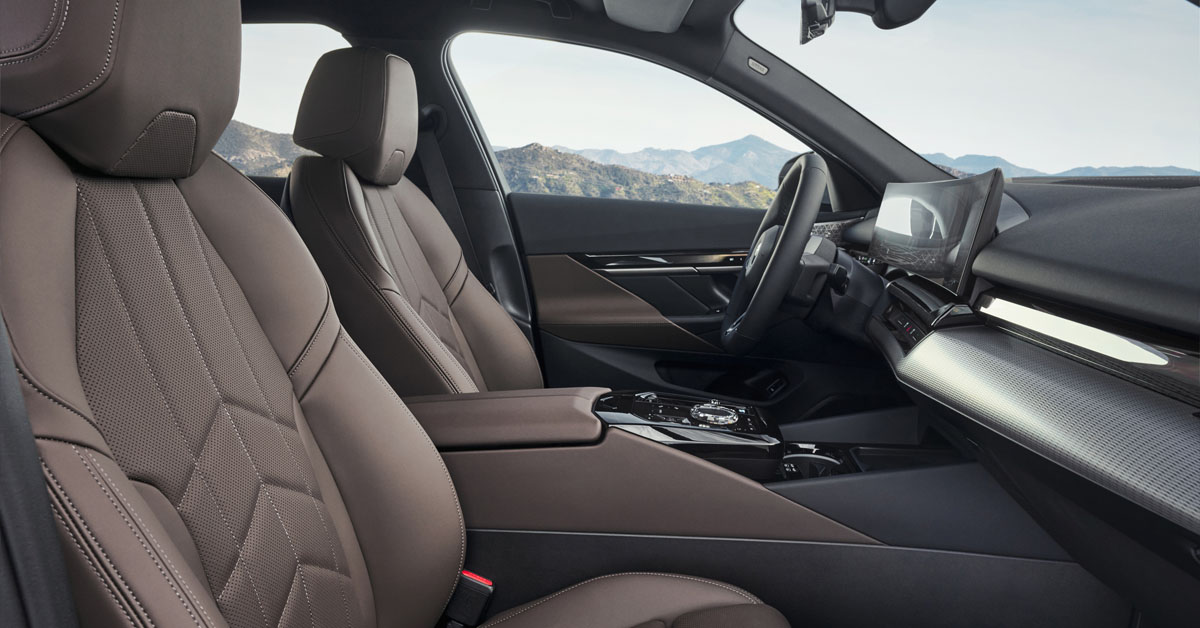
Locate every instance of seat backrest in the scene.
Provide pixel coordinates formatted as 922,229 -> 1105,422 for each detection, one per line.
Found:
287,47 -> 543,398
0,2 -> 464,627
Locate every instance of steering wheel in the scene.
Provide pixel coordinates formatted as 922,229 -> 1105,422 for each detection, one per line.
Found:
721,152 -> 829,354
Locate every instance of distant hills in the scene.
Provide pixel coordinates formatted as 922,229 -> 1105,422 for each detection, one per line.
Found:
556,135 -> 798,188
214,120 -> 310,177
919,152 -> 1200,178
214,120 -> 1200,199
496,143 -> 775,208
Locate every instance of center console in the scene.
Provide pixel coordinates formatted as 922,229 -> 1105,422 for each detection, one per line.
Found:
592,390 -> 965,484
593,391 -> 782,480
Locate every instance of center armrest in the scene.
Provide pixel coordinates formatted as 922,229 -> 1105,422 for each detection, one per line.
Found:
405,387 -> 609,450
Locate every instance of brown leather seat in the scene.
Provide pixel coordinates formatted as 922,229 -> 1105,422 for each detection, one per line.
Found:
287,47 -> 544,397
0,1 -> 787,627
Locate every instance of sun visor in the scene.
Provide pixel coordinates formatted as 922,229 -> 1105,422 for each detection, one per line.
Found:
603,0 -> 695,33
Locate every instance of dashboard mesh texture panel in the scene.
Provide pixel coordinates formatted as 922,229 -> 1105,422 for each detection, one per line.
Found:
898,326 -> 1200,534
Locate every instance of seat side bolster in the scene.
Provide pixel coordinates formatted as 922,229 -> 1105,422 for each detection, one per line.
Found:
0,118 -> 95,422
39,439 -> 226,628
299,329 -> 465,627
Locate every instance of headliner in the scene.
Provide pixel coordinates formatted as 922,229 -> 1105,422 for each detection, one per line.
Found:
240,0 -> 744,41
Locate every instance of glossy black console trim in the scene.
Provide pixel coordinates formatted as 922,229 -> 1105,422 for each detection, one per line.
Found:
594,391 -> 783,480
576,250 -> 747,276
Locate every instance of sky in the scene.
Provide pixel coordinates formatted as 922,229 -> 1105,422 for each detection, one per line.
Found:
236,0 -> 1200,173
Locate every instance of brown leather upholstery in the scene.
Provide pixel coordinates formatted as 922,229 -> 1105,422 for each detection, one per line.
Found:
293,48 -> 418,186
479,573 -> 789,628
0,0 -> 239,178
289,47 -> 544,397
0,2 -> 788,627
407,387 -> 608,449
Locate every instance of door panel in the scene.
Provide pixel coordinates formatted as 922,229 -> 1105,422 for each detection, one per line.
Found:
525,254 -> 716,352
512,193 -> 903,416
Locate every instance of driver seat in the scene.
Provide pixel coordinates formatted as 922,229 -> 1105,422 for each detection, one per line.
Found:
0,1 -> 789,627
286,47 -> 544,397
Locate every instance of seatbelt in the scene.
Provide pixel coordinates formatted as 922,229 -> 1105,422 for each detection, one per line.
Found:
416,128 -> 485,281
0,307 -> 80,628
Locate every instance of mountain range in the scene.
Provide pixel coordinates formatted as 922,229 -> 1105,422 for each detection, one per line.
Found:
496,143 -> 775,208
552,135 -> 798,188
215,120 -> 1200,192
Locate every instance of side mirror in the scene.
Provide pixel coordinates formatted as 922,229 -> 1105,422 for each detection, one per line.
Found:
800,0 -> 836,44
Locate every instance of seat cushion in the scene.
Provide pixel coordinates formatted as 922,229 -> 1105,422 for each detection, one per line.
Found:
481,572 -> 790,628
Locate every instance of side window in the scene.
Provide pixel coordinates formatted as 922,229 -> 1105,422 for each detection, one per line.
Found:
450,33 -> 809,210
216,24 -> 347,177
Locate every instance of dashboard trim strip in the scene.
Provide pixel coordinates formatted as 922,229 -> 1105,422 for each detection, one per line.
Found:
897,326 -> 1200,536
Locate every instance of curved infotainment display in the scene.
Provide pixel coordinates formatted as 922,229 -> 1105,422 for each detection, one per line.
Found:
868,169 -> 1005,296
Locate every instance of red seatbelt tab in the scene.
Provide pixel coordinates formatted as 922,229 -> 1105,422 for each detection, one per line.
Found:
445,569 -> 494,627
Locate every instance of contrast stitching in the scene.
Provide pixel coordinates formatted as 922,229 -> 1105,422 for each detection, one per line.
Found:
187,205 -> 351,628
0,118 -> 25,151
12,0 -> 123,118
89,451 -> 219,628
78,184 -> 273,627
0,0 -> 62,55
337,331 -> 466,610
76,448 -> 204,628
44,468 -> 140,628
43,460 -> 152,627
16,365 -> 98,430
131,183 -> 317,628
481,572 -> 758,627
111,112 -> 197,173
0,0 -> 71,68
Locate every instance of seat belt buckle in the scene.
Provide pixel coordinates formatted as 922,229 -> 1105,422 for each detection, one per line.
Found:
444,569 -> 494,627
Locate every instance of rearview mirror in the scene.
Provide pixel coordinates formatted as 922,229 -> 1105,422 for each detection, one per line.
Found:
800,0 -> 836,44
801,0 -> 939,44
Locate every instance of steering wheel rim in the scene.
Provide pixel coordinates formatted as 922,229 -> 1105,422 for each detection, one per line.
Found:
721,152 -> 829,354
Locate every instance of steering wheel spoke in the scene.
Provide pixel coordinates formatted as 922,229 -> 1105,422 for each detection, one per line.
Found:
721,153 -> 830,354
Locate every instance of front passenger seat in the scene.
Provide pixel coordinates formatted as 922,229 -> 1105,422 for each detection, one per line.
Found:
288,48 -> 544,397
0,1 -> 789,627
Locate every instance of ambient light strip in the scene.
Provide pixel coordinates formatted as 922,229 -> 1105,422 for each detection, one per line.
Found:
977,297 -> 1169,366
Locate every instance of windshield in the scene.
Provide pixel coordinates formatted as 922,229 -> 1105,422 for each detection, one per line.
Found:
734,0 -> 1200,178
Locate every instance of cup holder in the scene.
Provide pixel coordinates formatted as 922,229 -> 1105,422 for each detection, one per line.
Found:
782,443 -> 966,480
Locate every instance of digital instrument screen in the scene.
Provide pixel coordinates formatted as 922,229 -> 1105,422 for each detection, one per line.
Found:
869,169 -> 1004,295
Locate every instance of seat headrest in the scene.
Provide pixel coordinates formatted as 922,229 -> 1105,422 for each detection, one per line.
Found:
0,0 -> 240,179
294,48 -> 418,186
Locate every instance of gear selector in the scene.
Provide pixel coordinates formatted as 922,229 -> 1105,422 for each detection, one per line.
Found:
593,391 -> 783,480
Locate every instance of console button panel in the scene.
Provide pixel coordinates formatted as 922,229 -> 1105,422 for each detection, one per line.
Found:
593,391 -> 782,481
595,391 -> 769,434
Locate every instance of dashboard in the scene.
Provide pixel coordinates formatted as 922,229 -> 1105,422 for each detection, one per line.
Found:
852,177 -> 1200,623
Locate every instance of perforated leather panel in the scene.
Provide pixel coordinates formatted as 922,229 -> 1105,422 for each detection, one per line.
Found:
74,176 -> 361,628
898,326 -> 1200,535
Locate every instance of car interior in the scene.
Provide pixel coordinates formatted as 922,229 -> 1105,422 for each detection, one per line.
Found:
0,1 -> 1197,627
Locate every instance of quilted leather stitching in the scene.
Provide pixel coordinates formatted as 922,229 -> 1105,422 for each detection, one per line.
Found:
74,177 -> 357,628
